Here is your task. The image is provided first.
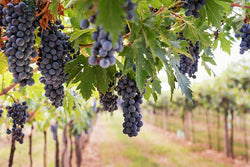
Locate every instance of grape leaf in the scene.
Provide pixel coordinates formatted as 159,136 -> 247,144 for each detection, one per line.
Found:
49,0 -> 60,18
205,0 -> 224,28
96,0 -> 125,44
0,53 -> 7,75
170,57 -> 193,101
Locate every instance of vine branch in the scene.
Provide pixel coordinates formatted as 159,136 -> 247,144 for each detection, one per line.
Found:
230,3 -> 250,9
0,68 -> 38,97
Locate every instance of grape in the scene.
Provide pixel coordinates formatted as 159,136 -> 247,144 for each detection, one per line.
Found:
80,19 -> 90,29
177,33 -> 200,79
88,56 -> 97,66
37,21 -> 76,107
115,73 -> 145,137
99,58 -> 110,68
6,101 -> 29,144
236,23 -> 250,54
182,0 -> 207,18
2,2 -> 39,86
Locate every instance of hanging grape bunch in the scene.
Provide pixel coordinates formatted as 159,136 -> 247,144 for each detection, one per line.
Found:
80,1 -> 136,68
6,101 -> 29,144
37,20 -> 76,107
80,18 -> 123,68
98,83 -> 118,112
235,23 -> 250,54
2,2 -> 39,87
88,27 -> 124,68
182,0 -> 207,18
115,75 -> 144,137
177,33 -> 200,79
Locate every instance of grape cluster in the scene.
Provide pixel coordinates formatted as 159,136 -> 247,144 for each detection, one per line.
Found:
6,101 -> 29,144
88,26 -> 123,68
115,75 -> 143,137
99,84 -> 118,112
0,108 -> 3,117
182,0 -> 207,18
123,0 -> 136,20
177,36 -> 200,78
235,23 -> 250,54
37,21 -> 75,107
50,124 -> 58,140
2,2 -> 39,86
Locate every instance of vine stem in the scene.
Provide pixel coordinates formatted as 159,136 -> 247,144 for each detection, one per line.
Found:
0,83 -> 17,97
0,68 -> 38,97
8,134 -> 16,167
35,0 -> 50,17
230,3 -> 250,9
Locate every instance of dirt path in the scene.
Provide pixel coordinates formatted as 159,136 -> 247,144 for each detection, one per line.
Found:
81,115 -> 105,167
81,112 -> 249,167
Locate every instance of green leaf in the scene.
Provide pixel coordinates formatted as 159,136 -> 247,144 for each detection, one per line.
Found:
205,0 -> 224,28
217,32 -> 232,55
170,57 -> 193,101
76,67 -> 96,100
202,55 -> 217,65
94,67 -> 109,94
96,0 -> 124,43
49,0 -> 60,18
152,79 -> 161,94
70,29 -> 95,42
0,53 -> 7,75
135,51 -> 148,93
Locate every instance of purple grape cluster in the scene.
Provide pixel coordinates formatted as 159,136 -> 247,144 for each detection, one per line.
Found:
88,26 -> 123,68
37,21 -> 75,107
177,36 -> 200,79
115,75 -> 143,137
50,124 -> 58,140
235,23 -> 250,54
182,0 -> 207,18
99,84 -> 118,112
123,0 -> 136,20
6,101 -> 29,144
2,2 -> 39,87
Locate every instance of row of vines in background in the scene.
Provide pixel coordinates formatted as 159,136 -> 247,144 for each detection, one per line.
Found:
0,0 -> 250,166
143,59 -> 250,162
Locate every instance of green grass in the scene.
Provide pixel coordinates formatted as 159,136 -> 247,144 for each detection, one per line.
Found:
99,112 -> 232,167
143,109 -> 249,160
